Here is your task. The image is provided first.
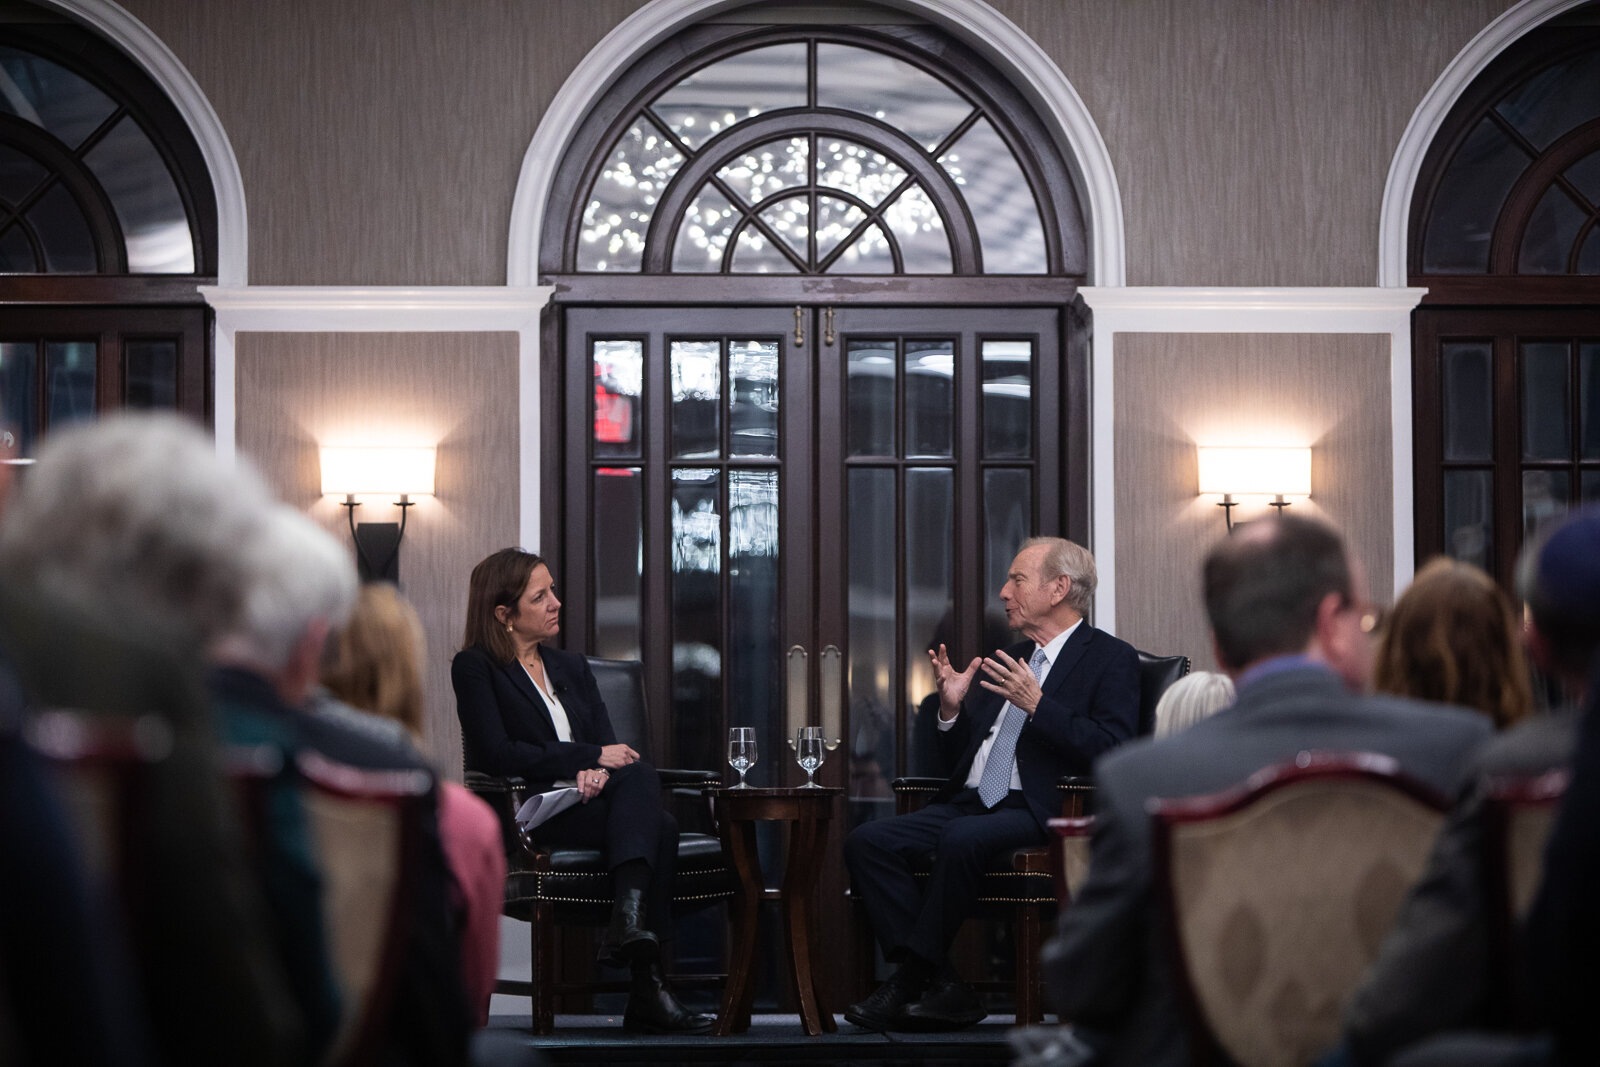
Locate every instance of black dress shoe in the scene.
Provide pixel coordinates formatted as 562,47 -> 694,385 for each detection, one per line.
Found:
598,888 -> 660,966
900,974 -> 987,1031
622,963 -> 715,1034
843,968 -> 926,1032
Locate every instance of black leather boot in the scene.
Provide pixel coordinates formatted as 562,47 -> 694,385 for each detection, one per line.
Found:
622,961 -> 715,1034
597,887 -> 660,966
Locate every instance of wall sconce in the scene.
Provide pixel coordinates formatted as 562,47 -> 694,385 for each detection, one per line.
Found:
320,446 -> 436,582
1197,446 -> 1312,531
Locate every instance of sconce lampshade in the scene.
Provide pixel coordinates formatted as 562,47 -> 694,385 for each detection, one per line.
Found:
320,446 -> 436,497
1197,446 -> 1311,497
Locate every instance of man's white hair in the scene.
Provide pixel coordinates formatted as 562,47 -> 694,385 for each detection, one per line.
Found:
0,412 -> 272,644
216,503 -> 358,674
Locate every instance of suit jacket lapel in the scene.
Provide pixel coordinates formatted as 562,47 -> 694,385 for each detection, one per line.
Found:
1040,624 -> 1093,701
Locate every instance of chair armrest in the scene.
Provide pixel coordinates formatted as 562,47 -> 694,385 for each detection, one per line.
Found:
658,768 -> 720,788
1055,775 -> 1095,818
891,776 -> 946,816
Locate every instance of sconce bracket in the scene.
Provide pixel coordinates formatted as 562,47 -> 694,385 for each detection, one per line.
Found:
340,496 -> 412,583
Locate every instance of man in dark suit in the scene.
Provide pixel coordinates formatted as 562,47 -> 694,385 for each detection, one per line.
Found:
844,536 -> 1140,1031
1043,514 -> 1492,1067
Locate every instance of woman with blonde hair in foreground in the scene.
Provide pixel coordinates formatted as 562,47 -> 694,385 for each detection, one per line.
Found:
1374,557 -> 1534,730
322,583 -> 506,1027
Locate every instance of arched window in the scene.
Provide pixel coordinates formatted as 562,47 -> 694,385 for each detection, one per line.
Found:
0,7 -> 215,461
1410,9 -> 1600,585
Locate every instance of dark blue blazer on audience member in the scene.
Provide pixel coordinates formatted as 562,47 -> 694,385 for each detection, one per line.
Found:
934,624 -> 1141,832
452,643 -> 618,788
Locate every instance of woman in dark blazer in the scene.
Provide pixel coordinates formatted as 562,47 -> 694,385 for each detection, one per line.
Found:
452,547 -> 712,1034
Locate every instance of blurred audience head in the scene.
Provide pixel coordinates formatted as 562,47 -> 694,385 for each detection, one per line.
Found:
1153,671 -> 1236,738
463,547 -> 546,662
322,583 -> 426,739
1203,514 -> 1372,688
0,413 -> 271,645
211,504 -> 357,703
1518,505 -> 1600,695
1374,557 -> 1532,729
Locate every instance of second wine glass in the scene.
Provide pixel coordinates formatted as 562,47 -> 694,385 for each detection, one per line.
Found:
796,726 -> 825,788
727,726 -> 757,788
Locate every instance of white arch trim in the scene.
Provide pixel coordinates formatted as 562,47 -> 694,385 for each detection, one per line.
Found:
506,0 -> 1125,287
1378,0 -> 1591,286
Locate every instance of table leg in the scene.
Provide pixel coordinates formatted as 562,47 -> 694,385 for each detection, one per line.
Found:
780,813 -> 836,1035
713,819 -> 762,1036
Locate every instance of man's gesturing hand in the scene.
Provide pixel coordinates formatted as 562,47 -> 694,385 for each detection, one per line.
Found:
979,648 -> 1043,715
929,643 -> 981,722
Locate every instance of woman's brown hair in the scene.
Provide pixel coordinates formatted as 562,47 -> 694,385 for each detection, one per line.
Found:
462,547 -> 546,664
322,583 -> 426,737
1374,557 -> 1534,729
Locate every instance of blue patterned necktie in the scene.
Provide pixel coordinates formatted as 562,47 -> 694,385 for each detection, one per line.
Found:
977,646 -> 1051,808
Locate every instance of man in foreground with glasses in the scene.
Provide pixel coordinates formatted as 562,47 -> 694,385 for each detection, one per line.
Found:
844,536 -> 1140,1032
1043,514 -> 1492,1067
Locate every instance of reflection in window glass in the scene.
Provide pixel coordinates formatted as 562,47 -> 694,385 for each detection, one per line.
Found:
124,339 -> 176,408
984,468 -> 1031,628
1522,342 -> 1570,461
580,120 -> 685,272
651,43 -> 807,150
670,468 -> 722,772
1495,51 -> 1600,153
1584,468 -> 1600,504
729,340 -> 778,458
1444,469 -> 1493,570
0,144 -> 45,204
816,44 -> 973,153
938,117 -> 1046,273
815,139 -> 906,208
829,222 -> 893,273
881,184 -> 952,273
733,199 -> 806,272
674,187 -> 740,272
718,137 -> 808,205
672,340 -> 721,459
45,340 -> 95,431
815,196 -> 868,264
728,469 -> 779,783
1518,183 -> 1586,274
1566,150 -> 1600,206
1423,117 -> 1532,273
1523,469 -> 1568,539
904,340 -> 953,458
593,467 -> 643,660
1442,342 -> 1493,462
81,115 -> 193,273
29,182 -> 96,272
904,467 -> 952,776
0,342 -> 37,456
0,47 -> 116,149
983,340 -> 1033,459
1582,344 -> 1600,460
847,339 -> 895,456
593,339 -> 643,458
848,466 -> 896,798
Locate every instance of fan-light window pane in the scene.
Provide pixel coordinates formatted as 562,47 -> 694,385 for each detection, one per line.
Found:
81,115 -> 192,273
1495,51 -> 1600,153
815,139 -> 906,208
674,187 -> 740,273
1422,117 -> 1532,274
718,137 -> 808,204
732,216 -> 802,274
651,43 -> 807,150
580,119 -> 685,272
0,144 -> 44,203
1518,184 -> 1587,274
28,182 -> 96,272
938,117 -> 1046,273
816,44 -> 972,153
816,196 -> 868,263
831,223 -> 893,273
0,48 -> 115,149
881,184 -> 951,273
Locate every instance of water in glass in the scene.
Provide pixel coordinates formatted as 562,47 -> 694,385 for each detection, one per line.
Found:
728,727 -> 757,788
796,725 -> 824,788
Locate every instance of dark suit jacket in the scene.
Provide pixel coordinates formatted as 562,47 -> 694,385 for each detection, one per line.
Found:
1344,708 -> 1578,1065
1044,665 -> 1494,1067
452,643 -> 617,787
934,624 -> 1140,832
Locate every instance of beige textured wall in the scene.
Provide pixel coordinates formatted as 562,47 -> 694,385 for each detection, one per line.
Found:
1112,333 -> 1393,669
235,332 -> 520,775
118,0 -> 1517,286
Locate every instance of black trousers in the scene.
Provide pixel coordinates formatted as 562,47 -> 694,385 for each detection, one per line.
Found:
532,761 -> 679,937
844,787 -> 1045,965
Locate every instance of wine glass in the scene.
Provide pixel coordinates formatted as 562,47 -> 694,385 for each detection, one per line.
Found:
727,727 -> 757,788
796,726 -> 825,788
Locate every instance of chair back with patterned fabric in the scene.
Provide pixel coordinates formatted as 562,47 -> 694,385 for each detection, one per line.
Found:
296,750 -> 432,1067
1152,752 -> 1448,1067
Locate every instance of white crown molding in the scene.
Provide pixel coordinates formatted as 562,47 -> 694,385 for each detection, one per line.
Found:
506,0 -> 1125,286
1081,286 -> 1428,627
1378,0 -> 1587,287
46,0 -> 248,286
203,286 -> 554,550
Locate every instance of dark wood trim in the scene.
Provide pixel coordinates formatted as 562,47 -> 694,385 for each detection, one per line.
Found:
1412,276 -> 1600,307
0,275 -> 213,305
547,273 -> 1080,306
1488,117 -> 1600,275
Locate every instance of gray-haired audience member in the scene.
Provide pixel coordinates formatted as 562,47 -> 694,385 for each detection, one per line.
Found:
1151,671 -> 1234,738
1044,514 -> 1492,1067
1341,508 -> 1600,1067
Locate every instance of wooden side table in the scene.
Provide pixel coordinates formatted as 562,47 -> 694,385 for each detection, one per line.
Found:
704,785 -> 842,1036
